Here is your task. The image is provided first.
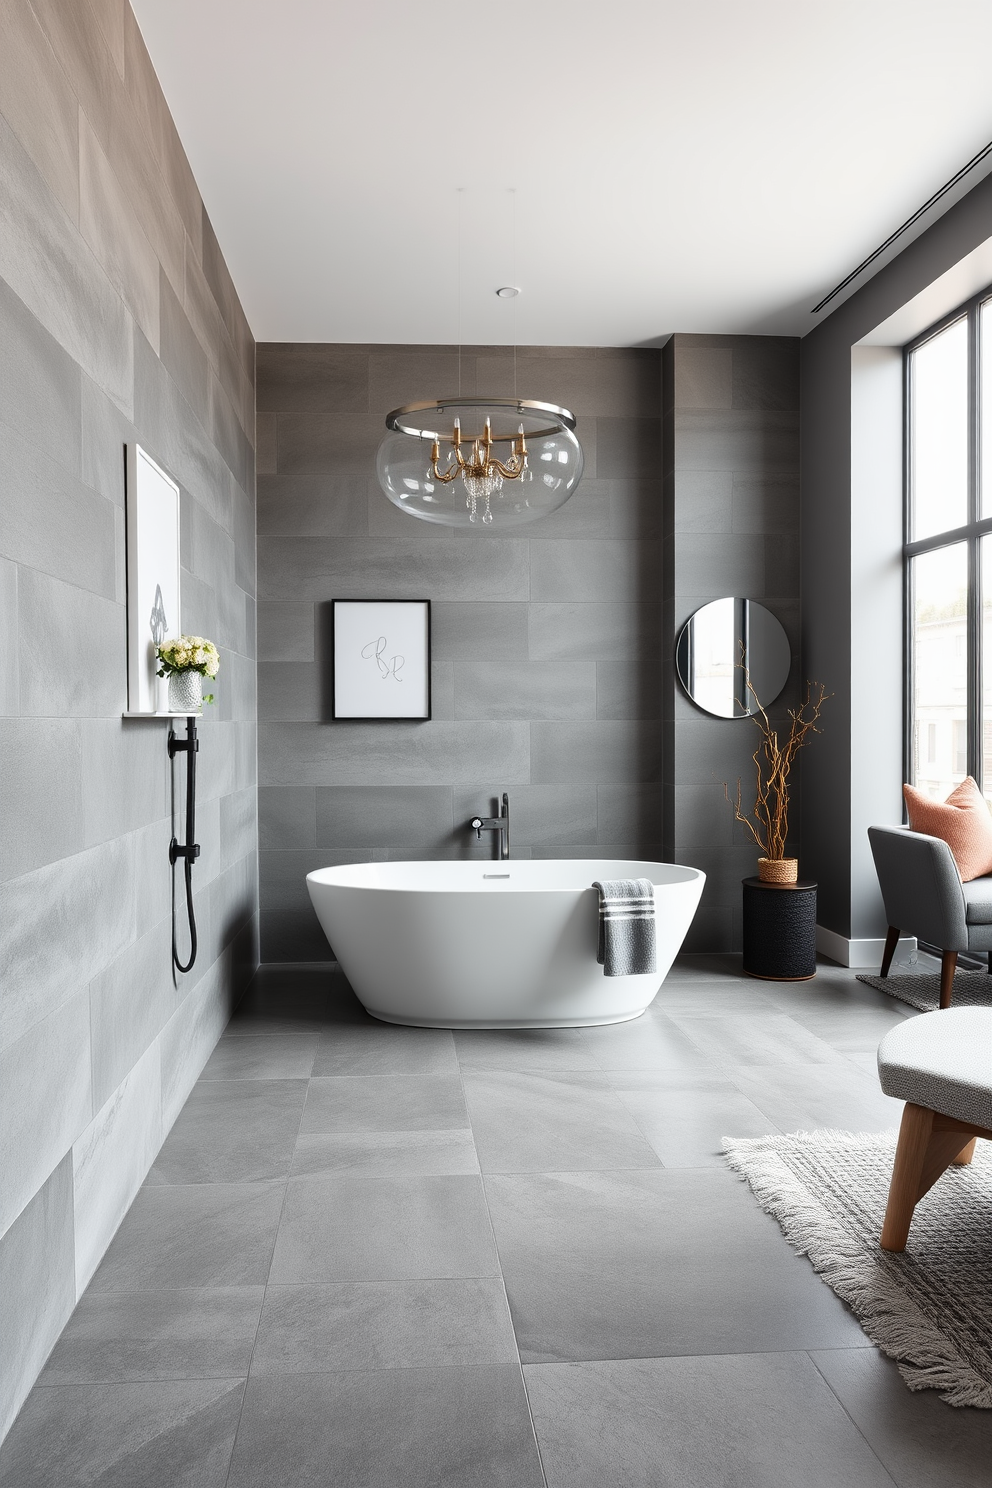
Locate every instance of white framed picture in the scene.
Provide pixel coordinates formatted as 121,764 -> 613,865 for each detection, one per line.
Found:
332,600 -> 431,720
125,444 -> 181,713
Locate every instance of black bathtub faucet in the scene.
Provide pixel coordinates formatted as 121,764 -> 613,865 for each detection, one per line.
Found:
470,793 -> 510,861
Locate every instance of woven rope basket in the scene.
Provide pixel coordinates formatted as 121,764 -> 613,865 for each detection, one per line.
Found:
758,857 -> 799,884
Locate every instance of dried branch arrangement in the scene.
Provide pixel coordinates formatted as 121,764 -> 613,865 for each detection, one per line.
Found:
726,675 -> 830,861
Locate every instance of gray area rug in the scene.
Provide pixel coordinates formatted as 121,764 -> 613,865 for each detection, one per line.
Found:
724,1130 -> 992,1407
856,971 -> 992,1011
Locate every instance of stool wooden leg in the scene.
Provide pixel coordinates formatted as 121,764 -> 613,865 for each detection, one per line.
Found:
939,950 -> 957,1009
880,926 -> 900,978
882,1105 -> 983,1250
882,1103 -> 934,1251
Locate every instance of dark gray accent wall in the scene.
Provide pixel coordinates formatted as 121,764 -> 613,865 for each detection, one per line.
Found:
0,0 -> 257,1439
663,334 -> 801,951
802,175 -> 992,945
256,344 -> 662,960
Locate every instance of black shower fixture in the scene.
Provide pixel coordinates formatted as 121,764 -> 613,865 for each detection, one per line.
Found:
168,716 -> 200,973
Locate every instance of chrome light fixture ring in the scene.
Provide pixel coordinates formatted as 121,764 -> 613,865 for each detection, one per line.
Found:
376,393 -> 584,529
385,396 -> 577,444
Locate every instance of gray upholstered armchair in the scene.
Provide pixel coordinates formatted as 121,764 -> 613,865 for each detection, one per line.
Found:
868,826 -> 992,1007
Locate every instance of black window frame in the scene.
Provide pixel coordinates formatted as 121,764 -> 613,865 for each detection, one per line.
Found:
904,286 -> 992,792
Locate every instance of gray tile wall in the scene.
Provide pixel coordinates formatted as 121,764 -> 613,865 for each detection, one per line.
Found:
0,0 -> 257,1441
256,345 -> 663,960
663,335 -> 801,951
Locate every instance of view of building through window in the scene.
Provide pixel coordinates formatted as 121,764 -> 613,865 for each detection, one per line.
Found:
908,295 -> 992,805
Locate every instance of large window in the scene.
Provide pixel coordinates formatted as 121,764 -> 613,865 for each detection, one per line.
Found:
907,293 -> 992,802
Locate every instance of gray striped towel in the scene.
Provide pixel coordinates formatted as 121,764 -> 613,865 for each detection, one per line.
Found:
592,878 -> 657,977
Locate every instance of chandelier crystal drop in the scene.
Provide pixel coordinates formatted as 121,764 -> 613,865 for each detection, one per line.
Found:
376,397 -> 583,530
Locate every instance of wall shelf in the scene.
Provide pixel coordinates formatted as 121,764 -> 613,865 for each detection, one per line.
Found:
122,711 -> 203,720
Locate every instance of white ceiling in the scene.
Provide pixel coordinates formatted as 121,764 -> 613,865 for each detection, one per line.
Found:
131,0 -> 992,346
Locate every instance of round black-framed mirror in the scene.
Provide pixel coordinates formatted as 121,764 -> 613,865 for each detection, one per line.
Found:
676,599 -> 791,718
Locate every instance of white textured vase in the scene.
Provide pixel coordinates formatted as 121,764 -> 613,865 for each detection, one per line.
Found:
168,669 -> 202,713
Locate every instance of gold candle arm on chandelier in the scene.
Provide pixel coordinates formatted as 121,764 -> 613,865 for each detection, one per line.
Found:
429,418 -> 529,485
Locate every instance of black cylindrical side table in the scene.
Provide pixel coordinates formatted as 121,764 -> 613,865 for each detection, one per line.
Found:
742,877 -> 817,981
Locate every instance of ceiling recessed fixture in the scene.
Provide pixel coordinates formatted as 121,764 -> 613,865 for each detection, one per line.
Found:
376,397 -> 583,529
495,286 -> 520,298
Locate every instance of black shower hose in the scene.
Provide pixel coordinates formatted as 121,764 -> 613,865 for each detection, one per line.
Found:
170,718 -> 200,974
173,853 -> 197,973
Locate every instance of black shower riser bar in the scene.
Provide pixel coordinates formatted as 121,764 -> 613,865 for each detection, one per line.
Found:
169,717 -> 200,972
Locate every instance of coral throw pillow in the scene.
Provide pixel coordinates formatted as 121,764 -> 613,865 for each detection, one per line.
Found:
903,776 -> 992,881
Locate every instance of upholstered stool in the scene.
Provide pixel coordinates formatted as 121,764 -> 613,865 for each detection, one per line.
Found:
877,1007 -> 992,1251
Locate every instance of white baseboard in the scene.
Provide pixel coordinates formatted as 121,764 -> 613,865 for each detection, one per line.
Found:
815,925 -> 917,970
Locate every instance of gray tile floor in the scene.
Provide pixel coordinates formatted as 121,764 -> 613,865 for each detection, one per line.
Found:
3,956 -> 992,1486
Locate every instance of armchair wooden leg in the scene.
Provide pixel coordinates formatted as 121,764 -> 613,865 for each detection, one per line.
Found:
952,1138 -> 978,1165
939,950 -> 957,1008
880,926 -> 900,978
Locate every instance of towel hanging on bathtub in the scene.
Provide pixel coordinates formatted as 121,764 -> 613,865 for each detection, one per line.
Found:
592,878 -> 657,977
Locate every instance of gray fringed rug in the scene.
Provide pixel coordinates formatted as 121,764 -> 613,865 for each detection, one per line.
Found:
856,971 -> 992,1012
724,1130 -> 992,1407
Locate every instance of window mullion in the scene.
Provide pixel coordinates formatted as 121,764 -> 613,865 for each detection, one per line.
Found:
970,305 -> 982,787
903,348 -> 912,796
968,535 -> 981,782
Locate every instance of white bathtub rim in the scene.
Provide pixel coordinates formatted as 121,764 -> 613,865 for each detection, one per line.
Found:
306,858 -> 705,894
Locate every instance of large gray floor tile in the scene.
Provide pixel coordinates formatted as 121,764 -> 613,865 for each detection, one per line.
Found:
252,1278 -> 517,1372
227,1367 -> 545,1488
313,1021 -> 459,1075
846,1050 -> 882,1077
810,1348 -> 992,1488
38,1288 -> 264,1384
147,1081 -> 307,1184
0,1378 -> 246,1488
524,1353 -> 896,1488
765,982 -> 913,1051
226,967 -> 360,1033
728,1062 -> 904,1132
200,1034 -> 318,1080
11,955 -> 951,1484
299,1075 -> 469,1134
668,1010 -> 849,1066
291,1129 -> 480,1177
454,1028 -> 601,1072
89,1184 -> 286,1291
648,981 -> 780,1013
579,1011 -> 718,1071
486,1168 -> 869,1362
665,953 -> 746,982
609,1070 -> 780,1166
783,1003 -> 910,1054
764,971 -> 897,1011
462,1070 -> 662,1173
269,1173 -> 499,1282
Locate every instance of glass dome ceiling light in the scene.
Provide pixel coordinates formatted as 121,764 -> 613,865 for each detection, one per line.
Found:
376,397 -> 584,529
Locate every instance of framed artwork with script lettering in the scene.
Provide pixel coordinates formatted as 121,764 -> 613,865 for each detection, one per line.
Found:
331,600 -> 431,720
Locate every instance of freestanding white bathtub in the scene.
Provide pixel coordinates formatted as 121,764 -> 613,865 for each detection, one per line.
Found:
306,859 -> 705,1029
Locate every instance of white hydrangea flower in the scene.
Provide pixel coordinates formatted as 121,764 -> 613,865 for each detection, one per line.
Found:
156,634 -> 220,696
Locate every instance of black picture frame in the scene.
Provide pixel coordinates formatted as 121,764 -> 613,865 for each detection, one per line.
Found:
331,599 -> 431,721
